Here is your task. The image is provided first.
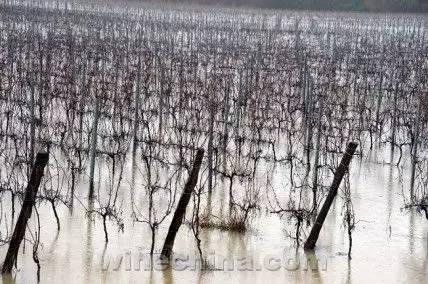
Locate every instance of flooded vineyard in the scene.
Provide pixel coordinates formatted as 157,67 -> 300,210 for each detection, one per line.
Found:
0,1 -> 427,283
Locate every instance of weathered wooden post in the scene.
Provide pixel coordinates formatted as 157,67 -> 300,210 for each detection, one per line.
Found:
89,96 -> 100,199
207,102 -> 215,194
304,142 -> 358,250
410,98 -> 421,203
2,152 -> 49,274
161,149 -> 204,259
312,96 -> 324,212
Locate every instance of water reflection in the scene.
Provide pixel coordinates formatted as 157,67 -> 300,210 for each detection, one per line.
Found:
0,150 -> 426,284
83,200 -> 94,283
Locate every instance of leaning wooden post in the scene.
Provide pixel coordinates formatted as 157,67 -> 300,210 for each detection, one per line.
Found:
304,142 -> 358,250
161,148 -> 204,259
2,152 -> 49,274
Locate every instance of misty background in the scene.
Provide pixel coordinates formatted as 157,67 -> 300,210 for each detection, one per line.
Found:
149,0 -> 428,12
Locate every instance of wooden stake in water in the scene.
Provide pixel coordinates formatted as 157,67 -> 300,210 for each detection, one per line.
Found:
304,142 -> 358,250
161,149 -> 204,259
2,152 -> 49,274
89,96 -> 100,199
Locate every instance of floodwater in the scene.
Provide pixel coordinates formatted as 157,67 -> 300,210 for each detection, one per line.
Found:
0,146 -> 427,284
0,2 -> 427,283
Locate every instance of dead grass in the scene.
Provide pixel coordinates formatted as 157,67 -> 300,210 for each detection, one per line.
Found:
199,215 -> 247,233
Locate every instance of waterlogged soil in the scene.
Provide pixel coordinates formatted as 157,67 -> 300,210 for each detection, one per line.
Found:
0,146 -> 426,284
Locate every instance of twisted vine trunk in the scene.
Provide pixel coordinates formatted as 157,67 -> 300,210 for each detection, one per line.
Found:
2,152 -> 49,274
161,149 -> 204,259
304,142 -> 358,250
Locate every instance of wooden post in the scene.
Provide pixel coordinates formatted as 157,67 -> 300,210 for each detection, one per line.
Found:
207,102 -> 215,194
410,99 -> 421,202
132,53 -> 142,156
312,96 -> 324,212
161,149 -> 204,259
304,142 -> 358,250
2,152 -> 49,274
89,96 -> 100,199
